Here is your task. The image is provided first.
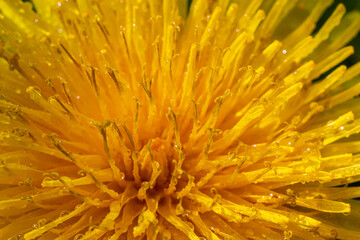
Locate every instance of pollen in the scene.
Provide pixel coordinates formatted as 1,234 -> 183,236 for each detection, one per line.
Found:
1,0 -> 360,239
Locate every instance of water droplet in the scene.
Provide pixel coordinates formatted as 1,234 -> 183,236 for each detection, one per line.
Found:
60,210 -> 70,217
74,234 -> 84,240
15,234 -> 24,240
284,230 -> 292,239
119,172 -> 125,180
37,219 -> 47,227
57,2 -> 62,7
282,49 -> 287,54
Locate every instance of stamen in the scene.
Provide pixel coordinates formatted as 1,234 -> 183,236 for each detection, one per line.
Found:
176,171 -> 195,199
81,201 -> 121,239
45,78 -> 57,93
60,43 -> 81,67
50,95 -> 74,119
120,31 -> 132,63
85,66 -> 99,95
167,110 -> 182,149
48,135 -> 76,163
139,65 -> 153,100
122,122 -> 141,184
24,203 -> 91,240
106,67 -> 121,94
230,146 -> 248,182
96,19 -> 111,46
133,208 -> 157,237
86,170 -> 120,199
61,81 -> 73,106
95,121 -> 125,185
8,54 -> 29,79
191,100 -> 199,135
147,140 -> 161,189
204,128 -> 222,155
29,64 -> 46,80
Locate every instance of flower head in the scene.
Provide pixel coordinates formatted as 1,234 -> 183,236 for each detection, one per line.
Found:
1,0 -> 360,239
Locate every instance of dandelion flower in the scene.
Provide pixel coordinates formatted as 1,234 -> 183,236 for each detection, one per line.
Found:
2,0 -> 360,239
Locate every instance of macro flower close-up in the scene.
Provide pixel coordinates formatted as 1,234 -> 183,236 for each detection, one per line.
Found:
2,0 -> 360,239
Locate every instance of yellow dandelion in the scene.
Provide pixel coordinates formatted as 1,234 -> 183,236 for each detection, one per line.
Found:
1,0 -> 360,239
